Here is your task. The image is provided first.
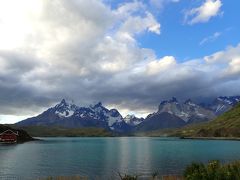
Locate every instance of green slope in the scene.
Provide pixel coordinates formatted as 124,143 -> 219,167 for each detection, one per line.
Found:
143,103 -> 240,137
11,125 -> 113,137
171,103 -> 240,137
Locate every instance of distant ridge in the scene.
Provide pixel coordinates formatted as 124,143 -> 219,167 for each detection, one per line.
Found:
169,103 -> 240,137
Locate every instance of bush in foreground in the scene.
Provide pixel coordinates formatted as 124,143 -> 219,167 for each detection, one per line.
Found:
184,160 -> 240,180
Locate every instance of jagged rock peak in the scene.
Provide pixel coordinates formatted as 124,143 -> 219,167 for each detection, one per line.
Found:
160,97 -> 178,105
125,114 -> 136,119
91,102 -> 103,108
216,96 -> 240,105
184,99 -> 193,104
170,97 -> 178,103
55,99 -> 69,108
60,99 -> 67,104
95,102 -> 102,106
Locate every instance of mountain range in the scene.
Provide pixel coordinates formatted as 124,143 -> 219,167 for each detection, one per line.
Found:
16,96 -> 240,133
168,103 -> 240,138
16,99 -> 130,133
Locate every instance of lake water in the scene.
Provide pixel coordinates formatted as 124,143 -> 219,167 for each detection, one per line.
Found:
1,137 -> 240,179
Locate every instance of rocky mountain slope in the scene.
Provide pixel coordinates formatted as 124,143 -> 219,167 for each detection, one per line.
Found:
170,103 -> 240,137
123,115 -> 144,126
156,97 -> 216,123
207,96 -> 240,115
134,96 -> 240,132
135,112 -> 186,132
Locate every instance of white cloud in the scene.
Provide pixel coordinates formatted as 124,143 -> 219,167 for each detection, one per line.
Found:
200,32 -> 222,45
226,58 -> 240,75
146,56 -> 176,75
184,0 -> 223,25
114,1 -> 145,18
204,45 -> 240,64
150,0 -> 180,10
204,45 -> 240,77
119,12 -> 161,35
0,0 -> 161,116
148,21 -> 161,34
0,0 -> 239,122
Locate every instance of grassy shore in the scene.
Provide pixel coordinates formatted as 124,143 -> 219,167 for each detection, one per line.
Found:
38,160 -> 240,180
38,175 -> 183,180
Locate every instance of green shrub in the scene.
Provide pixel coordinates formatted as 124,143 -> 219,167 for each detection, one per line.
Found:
184,160 -> 240,180
118,173 -> 138,180
184,162 -> 207,179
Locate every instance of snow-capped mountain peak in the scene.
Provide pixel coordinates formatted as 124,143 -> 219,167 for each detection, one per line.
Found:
106,110 -> 123,127
55,99 -> 67,108
51,100 -> 126,131
16,99 -> 131,132
158,98 -> 215,122
54,99 -> 77,118
124,114 -> 135,120
124,114 -> 136,123
91,102 -> 103,109
123,114 -> 144,126
209,96 -> 240,115
217,96 -> 240,105
184,99 -> 196,106
160,97 -> 178,105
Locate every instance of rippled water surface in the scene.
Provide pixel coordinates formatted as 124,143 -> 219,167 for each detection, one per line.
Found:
1,137 -> 240,179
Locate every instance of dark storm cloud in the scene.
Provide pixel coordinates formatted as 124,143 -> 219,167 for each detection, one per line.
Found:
82,61 -> 240,113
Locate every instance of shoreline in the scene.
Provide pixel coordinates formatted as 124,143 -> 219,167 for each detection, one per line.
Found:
180,137 -> 240,141
28,136 -> 240,141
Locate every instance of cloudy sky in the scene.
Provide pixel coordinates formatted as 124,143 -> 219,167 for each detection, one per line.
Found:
0,0 -> 240,123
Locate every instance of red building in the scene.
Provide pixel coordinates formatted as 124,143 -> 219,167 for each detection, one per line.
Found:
0,130 -> 18,143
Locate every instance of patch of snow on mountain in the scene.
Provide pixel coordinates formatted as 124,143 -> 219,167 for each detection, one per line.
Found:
107,115 -> 122,127
216,105 -> 225,113
124,115 -> 135,123
132,119 -> 143,126
178,111 -> 190,122
56,110 -> 74,118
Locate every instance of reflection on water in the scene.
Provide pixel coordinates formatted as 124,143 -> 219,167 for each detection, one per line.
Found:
1,137 -> 240,179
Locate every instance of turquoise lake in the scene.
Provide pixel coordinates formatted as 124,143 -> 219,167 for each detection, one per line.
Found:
1,137 -> 240,179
